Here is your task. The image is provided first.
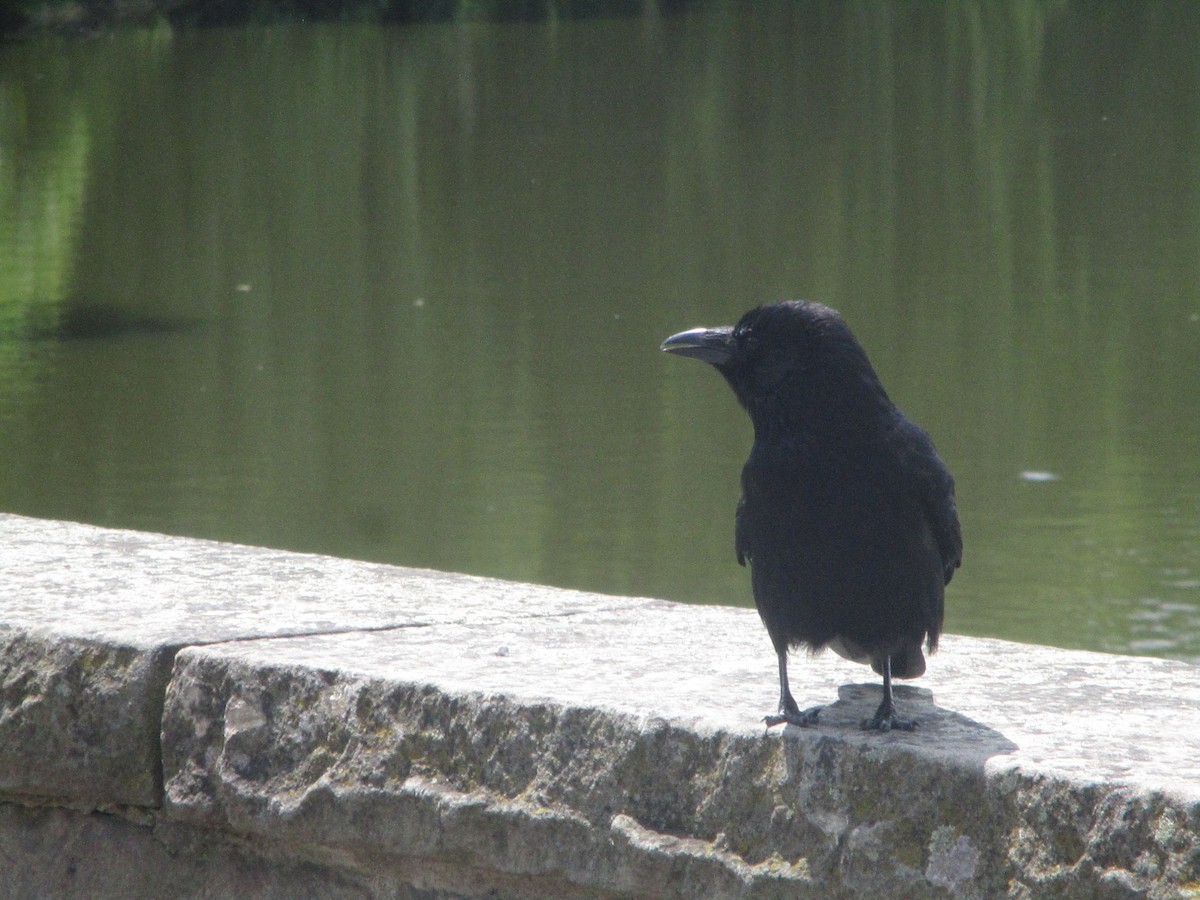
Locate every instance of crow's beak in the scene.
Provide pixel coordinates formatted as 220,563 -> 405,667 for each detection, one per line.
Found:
660,326 -> 735,366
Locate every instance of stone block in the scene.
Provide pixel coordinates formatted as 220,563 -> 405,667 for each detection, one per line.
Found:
0,630 -> 171,807
3,513 -> 1199,897
160,609 -> 1200,898
0,512 -> 637,809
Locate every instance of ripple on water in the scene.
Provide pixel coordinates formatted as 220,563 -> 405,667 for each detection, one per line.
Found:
1123,592 -> 1200,663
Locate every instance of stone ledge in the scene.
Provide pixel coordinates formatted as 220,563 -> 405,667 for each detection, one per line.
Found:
2,513 -> 1199,898
0,512 -> 639,808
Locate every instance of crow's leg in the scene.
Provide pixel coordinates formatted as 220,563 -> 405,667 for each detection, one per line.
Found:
764,649 -> 820,728
862,655 -> 917,732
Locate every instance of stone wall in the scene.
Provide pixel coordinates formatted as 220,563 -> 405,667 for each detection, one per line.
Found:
1,513 -> 1198,898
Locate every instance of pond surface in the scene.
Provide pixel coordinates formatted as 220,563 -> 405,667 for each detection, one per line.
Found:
2,3 -> 1199,662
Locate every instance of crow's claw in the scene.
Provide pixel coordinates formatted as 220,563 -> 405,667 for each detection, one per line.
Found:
764,706 -> 821,729
862,711 -> 917,732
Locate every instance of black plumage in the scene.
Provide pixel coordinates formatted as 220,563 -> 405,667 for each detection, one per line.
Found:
661,301 -> 962,731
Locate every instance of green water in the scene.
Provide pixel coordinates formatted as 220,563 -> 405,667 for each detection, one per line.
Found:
2,3 -> 1199,661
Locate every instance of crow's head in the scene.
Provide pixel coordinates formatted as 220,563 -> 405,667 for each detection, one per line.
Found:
661,300 -> 888,424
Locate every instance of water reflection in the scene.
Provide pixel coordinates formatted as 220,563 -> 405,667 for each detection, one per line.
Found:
1,3 -> 1198,661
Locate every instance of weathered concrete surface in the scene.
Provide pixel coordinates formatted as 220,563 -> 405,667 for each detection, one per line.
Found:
0,631 -> 173,807
161,617 -> 1200,899
0,512 -> 635,807
3,513 -> 1200,898
0,803 -> 379,900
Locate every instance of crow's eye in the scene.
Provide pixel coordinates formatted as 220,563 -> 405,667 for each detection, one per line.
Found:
735,328 -> 760,357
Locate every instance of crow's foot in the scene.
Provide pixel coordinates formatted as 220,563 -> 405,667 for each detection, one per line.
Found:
764,706 -> 821,729
861,656 -> 916,732
861,710 -> 917,732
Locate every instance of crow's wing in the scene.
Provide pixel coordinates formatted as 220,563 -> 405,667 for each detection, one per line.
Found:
891,416 -> 962,584
735,493 -> 751,567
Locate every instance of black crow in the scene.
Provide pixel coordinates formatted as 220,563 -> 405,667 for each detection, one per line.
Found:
661,301 -> 962,732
